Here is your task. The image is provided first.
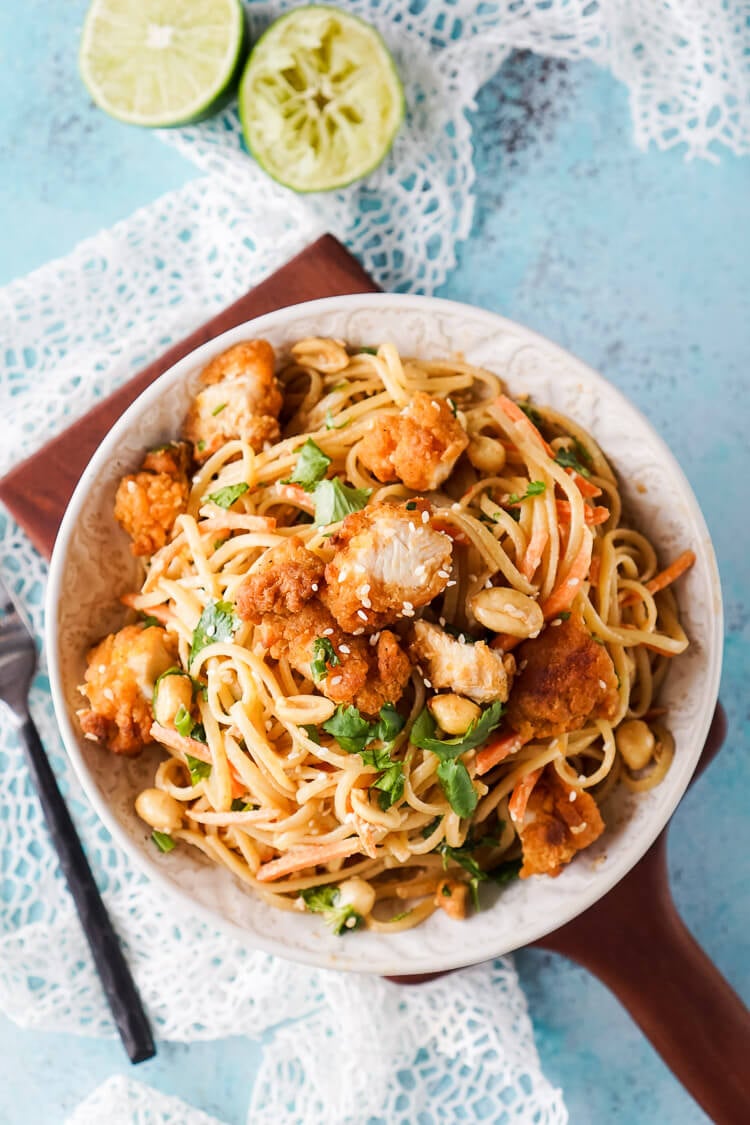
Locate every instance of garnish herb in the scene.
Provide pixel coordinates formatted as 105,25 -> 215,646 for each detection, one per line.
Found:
554,443 -> 592,479
405,501 -> 417,511
322,704 -> 373,753
189,600 -> 239,667
437,833 -> 521,910
207,482 -> 249,509
506,480 -> 546,505
447,397 -> 458,416
557,611 -> 571,621
152,830 -> 175,853
310,636 -> 340,683
174,705 -> 193,738
185,753 -> 212,784
231,798 -> 254,812
357,346 -> 378,356
325,408 -> 348,430
300,885 -> 363,935
196,440 -> 206,452
322,703 -> 406,810
313,478 -> 371,526
152,666 -> 186,711
284,438 -> 331,492
141,614 -> 160,629
489,857 -> 522,886
518,401 -> 544,428
410,700 -> 505,818
211,402 -> 227,416
302,723 -> 321,745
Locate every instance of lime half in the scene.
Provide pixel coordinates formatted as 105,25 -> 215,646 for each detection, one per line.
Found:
79,0 -> 247,127
239,6 -> 404,193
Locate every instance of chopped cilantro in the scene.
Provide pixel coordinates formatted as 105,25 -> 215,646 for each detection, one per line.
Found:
357,346 -> 378,356
370,760 -> 404,810
405,501 -> 417,511
410,701 -> 505,818
207,482 -> 249,509
325,408 -> 348,430
518,401 -> 544,428
284,438 -> 331,492
443,624 -> 478,644
371,702 -> 406,743
557,611 -> 571,621
141,614 -> 160,629
231,798 -> 254,812
310,636 -> 340,683
196,440 -> 206,452
211,402 -> 227,416
437,758 -> 478,819
447,397 -> 458,416
189,600 -> 239,667
213,537 -> 228,551
389,909 -> 411,923
488,857 -> 522,886
323,703 -> 406,809
313,478 -> 371,526
174,705 -> 193,738
300,885 -> 363,935
441,884 -> 452,897
185,753 -> 211,784
302,723 -> 321,745
506,481 -> 546,505
554,445 -> 591,479
190,722 -> 207,743
421,816 -> 442,839
151,830 -> 175,853
322,704 -> 373,753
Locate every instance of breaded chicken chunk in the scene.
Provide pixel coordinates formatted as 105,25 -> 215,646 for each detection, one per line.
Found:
183,340 -> 283,464
358,392 -> 469,491
236,537 -> 324,623
323,501 -> 453,633
259,602 -> 411,715
78,624 -> 177,755
409,619 -> 515,704
518,766 -> 604,878
114,441 -> 190,557
506,612 -> 619,742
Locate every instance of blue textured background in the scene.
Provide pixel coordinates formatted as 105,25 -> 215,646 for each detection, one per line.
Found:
1,4 -> 748,1123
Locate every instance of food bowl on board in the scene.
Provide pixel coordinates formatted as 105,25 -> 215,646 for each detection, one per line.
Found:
45,294 -> 722,976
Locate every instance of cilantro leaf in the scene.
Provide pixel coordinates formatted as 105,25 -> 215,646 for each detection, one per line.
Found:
141,614 -> 160,629
310,636 -> 340,683
437,758 -> 478,818
207,482 -> 249,509
372,702 -> 405,744
506,480 -> 546,505
189,600 -> 239,666
174,705 -> 193,738
284,439 -> 331,492
372,761 -> 405,810
300,885 -> 363,935
322,704 -> 373,753
518,401 -> 544,428
185,753 -> 211,784
231,798 -> 254,812
196,440 -> 206,452
488,857 -> 523,886
313,478 -> 371,526
325,409 -> 348,430
302,723 -> 321,744
211,402 -> 227,416
152,830 -> 175,853
554,446 -> 591,478
357,346 -> 378,356
410,700 -> 505,760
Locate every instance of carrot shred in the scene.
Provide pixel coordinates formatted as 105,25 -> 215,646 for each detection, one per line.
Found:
520,501 -> 549,580
476,733 -> 525,776
620,548 -> 696,607
120,594 -> 171,623
150,722 -> 212,762
588,555 -> 601,584
494,395 -> 555,457
256,838 -> 362,883
541,528 -> 593,618
556,500 -> 609,526
569,471 -> 602,498
508,767 -> 543,823
489,633 -> 522,652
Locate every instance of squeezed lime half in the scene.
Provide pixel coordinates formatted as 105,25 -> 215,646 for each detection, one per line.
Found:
239,6 -> 405,193
79,0 -> 247,127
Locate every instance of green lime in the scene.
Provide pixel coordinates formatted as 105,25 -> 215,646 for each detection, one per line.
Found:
239,6 -> 405,193
79,0 -> 248,127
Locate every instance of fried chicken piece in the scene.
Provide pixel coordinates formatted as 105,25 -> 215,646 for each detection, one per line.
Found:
259,602 -> 411,715
182,340 -> 283,463
409,619 -> 515,704
77,624 -> 177,756
518,766 -> 604,878
506,612 -> 619,742
322,500 -> 453,633
236,537 -> 324,623
114,441 -> 191,557
358,392 -> 469,491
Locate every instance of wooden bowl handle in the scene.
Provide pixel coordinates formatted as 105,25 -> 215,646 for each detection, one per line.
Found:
537,704 -> 750,1125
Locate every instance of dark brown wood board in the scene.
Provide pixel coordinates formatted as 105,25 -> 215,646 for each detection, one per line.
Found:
0,235 -> 379,559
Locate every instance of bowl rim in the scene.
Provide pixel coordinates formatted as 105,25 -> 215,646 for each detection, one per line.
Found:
45,293 -> 724,972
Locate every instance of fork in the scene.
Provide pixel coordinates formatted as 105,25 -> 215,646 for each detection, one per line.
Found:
0,573 -> 155,1063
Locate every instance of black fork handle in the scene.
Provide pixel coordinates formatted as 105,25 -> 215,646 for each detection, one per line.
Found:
18,715 -> 155,1063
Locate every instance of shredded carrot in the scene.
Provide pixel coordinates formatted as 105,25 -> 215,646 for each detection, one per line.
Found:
150,722 -> 212,763
476,733 -> 525,776
494,395 -> 555,457
520,501 -> 549,580
508,767 -> 543,823
489,633 -> 522,652
588,555 -> 601,584
556,500 -> 610,526
255,838 -> 362,883
568,471 -> 602,498
620,548 -> 696,607
120,594 -> 171,623
199,514 -> 277,532
541,528 -> 593,618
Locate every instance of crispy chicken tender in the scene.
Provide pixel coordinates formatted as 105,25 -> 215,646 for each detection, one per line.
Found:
114,441 -> 190,557
506,612 -> 619,742
78,625 -> 177,756
409,619 -> 515,704
518,766 -> 604,878
323,501 -> 453,633
183,340 -> 283,464
358,391 -> 469,491
236,537 -> 324,623
259,602 -> 411,715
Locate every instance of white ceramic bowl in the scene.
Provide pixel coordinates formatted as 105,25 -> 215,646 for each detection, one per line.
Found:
46,295 -> 722,974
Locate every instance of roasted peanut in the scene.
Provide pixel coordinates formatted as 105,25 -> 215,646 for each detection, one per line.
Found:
153,672 -> 193,727
135,787 -> 185,833
338,876 -> 376,917
467,434 -> 506,474
435,879 -> 469,920
428,693 -> 481,735
616,719 -> 656,771
470,587 -> 544,638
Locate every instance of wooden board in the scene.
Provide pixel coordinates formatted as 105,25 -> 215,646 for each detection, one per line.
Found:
0,235 -> 379,559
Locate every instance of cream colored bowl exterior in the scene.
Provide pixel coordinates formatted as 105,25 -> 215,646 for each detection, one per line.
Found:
46,295 -> 722,975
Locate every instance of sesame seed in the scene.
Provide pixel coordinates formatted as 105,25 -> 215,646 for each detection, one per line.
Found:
103,688 -> 114,701
353,628 -> 365,636
323,627 -> 334,637
551,618 -> 562,627
330,675 -> 343,686
468,574 -> 477,582
337,569 -> 349,583
423,678 -> 432,688
126,480 -> 137,493
458,633 -> 466,644
265,720 -> 273,732
369,632 -> 381,646
362,598 -> 372,609
357,609 -> 368,621
403,601 -> 413,612
598,679 -> 607,690
431,399 -> 441,410
354,563 -> 366,574
569,578 -> 580,586
446,580 -> 457,588
451,503 -> 461,512
339,644 -> 351,654
311,583 -> 319,592
401,605 -> 415,617
569,791 -> 577,802
438,617 -> 446,627
98,664 -> 107,674
437,570 -> 450,579
485,579 -> 493,589
414,564 -> 426,577
421,510 -> 430,524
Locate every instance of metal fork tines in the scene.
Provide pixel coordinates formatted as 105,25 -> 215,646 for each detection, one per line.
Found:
0,571 -> 155,1063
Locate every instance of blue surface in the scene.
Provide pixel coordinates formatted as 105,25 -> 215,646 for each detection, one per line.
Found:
1,6 -> 749,1124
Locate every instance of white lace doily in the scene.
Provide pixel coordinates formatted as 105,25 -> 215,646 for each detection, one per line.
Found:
1,1 -> 747,1120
